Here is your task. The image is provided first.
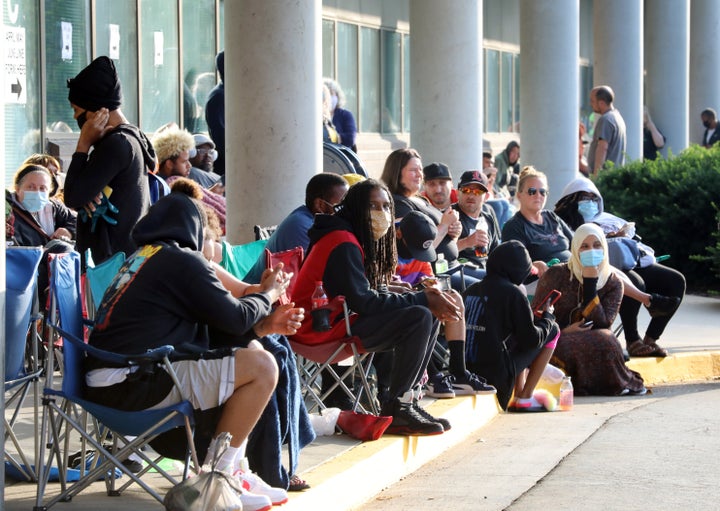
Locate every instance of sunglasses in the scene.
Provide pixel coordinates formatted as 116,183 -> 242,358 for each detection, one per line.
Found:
526,187 -> 548,197
459,187 -> 486,196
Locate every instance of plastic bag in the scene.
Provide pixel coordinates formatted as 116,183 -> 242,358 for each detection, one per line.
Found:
163,432 -> 243,511
309,407 -> 341,436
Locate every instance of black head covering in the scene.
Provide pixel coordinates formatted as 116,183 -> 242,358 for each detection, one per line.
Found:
67,56 -> 122,111
216,51 -> 225,81
486,240 -> 533,286
132,192 -> 205,251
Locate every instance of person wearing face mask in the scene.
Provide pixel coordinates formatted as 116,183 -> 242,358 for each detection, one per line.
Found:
292,179 -> 462,436
6,163 -> 77,307
532,223 -> 647,396
65,56 -> 155,267
554,177 -> 685,358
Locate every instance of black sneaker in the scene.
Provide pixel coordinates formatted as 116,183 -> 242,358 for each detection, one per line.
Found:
646,293 -> 680,318
381,400 -> 444,436
412,401 -> 451,431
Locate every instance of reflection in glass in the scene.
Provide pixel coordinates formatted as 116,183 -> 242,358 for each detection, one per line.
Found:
403,34 -> 410,132
359,27 -> 379,133
336,22 -> 358,124
182,0 -> 217,133
485,49 -> 499,133
322,19 -> 335,79
382,30 -> 401,133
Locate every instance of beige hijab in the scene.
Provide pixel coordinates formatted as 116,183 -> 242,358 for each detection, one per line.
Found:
568,223 -> 612,289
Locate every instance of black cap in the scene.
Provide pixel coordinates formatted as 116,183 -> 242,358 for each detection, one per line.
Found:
458,170 -> 489,191
423,162 -> 452,181
397,211 -> 438,262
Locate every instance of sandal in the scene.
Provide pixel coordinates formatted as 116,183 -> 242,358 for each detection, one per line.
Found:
627,340 -> 655,357
288,474 -> 310,492
646,341 -> 668,358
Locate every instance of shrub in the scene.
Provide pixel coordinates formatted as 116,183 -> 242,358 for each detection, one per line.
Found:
595,144 -> 720,293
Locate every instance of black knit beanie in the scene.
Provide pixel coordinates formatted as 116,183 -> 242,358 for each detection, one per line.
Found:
67,56 -> 122,111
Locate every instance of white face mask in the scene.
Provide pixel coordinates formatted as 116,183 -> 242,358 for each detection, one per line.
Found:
330,94 -> 339,111
370,210 -> 392,240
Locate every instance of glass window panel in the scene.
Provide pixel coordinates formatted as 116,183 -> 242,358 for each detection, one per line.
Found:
485,49 -> 499,133
4,0 -> 42,184
322,19 -> 335,79
501,51 -> 513,132
182,0 -> 217,133
45,0 -> 91,133
95,1 -> 138,125
381,30 -> 401,133
403,34 -> 410,132
139,0 -> 179,132
514,54 -> 520,125
580,65 -> 593,127
336,22 -> 358,123
359,27 -> 380,133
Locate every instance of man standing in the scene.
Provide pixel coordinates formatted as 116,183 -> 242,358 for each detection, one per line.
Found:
421,162 -> 456,211
65,56 -> 155,266
205,51 -> 226,175
701,108 -> 720,148
588,85 -> 627,175
453,171 -> 501,276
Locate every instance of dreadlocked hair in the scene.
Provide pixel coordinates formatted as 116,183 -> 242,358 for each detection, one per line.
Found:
337,178 -> 397,289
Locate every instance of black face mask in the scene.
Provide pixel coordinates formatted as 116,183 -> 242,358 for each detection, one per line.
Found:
76,111 -> 88,130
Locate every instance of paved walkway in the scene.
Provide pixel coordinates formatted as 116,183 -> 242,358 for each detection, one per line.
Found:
4,294 -> 719,510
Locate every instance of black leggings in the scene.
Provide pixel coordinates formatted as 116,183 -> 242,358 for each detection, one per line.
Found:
619,263 -> 686,344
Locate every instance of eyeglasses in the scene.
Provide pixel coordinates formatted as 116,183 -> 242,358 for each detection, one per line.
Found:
459,187 -> 486,196
526,187 -> 548,197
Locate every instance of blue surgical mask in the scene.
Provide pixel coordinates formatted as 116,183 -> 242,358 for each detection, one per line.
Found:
579,248 -> 604,267
21,190 -> 50,213
577,200 -> 599,222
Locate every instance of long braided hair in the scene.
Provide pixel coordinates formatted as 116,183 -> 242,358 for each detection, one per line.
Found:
336,179 -> 397,289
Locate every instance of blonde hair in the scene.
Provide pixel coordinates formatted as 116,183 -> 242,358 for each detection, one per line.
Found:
517,165 -> 547,193
151,127 -> 195,164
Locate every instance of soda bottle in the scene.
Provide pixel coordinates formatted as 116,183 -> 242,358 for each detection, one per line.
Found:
311,281 -> 329,310
559,376 -> 574,411
474,216 -> 488,257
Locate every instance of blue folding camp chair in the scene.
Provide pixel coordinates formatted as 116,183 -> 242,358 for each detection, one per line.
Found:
4,246 -> 44,482
34,251 -> 199,509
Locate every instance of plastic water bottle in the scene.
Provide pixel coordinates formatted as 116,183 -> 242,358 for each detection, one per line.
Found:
559,376 -> 574,411
435,253 -> 449,274
311,281 -> 329,310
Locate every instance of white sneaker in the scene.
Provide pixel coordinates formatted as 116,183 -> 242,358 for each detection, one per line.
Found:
234,469 -> 289,506
238,490 -> 273,511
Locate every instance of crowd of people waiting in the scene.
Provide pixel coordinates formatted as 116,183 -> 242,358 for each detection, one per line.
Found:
4,55 -> 687,508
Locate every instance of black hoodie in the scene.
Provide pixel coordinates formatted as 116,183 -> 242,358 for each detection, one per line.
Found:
462,240 -> 559,409
65,124 -> 155,265
87,192 -> 272,363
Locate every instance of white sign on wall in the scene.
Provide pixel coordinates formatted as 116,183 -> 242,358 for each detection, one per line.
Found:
4,25 -> 26,104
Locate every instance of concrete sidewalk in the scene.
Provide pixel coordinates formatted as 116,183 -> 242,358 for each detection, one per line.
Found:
4,294 -> 720,510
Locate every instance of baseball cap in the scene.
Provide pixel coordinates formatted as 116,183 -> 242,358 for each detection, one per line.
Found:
458,170 -> 489,191
423,162 -> 452,181
397,211 -> 438,263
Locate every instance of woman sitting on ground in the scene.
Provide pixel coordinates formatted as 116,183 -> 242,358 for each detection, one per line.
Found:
554,177 -> 685,358
532,223 -> 647,396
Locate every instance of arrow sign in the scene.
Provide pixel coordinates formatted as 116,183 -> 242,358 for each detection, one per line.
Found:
11,78 -> 22,98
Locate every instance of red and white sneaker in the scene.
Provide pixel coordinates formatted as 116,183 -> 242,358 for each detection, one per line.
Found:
234,460 -> 288,506
238,490 -> 273,511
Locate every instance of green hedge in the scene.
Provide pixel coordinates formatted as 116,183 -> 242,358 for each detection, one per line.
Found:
595,144 -> 720,293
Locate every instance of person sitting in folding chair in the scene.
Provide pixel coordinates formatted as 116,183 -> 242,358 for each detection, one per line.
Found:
84,191 -> 302,511
292,179 -> 462,436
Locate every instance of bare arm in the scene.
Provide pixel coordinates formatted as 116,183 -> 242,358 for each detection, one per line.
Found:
592,139 -> 609,175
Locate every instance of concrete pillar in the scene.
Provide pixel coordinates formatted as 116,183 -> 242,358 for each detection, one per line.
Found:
645,0 -> 690,157
410,0 -> 483,172
690,0 -> 720,145
225,0 -> 321,244
519,0 -> 579,204
593,0 -> 643,161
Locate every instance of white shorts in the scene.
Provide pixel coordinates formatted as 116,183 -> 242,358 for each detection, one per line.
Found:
149,355 -> 236,411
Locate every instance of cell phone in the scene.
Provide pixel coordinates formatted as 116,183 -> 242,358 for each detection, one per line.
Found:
533,289 -> 562,317
581,320 -> 594,328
